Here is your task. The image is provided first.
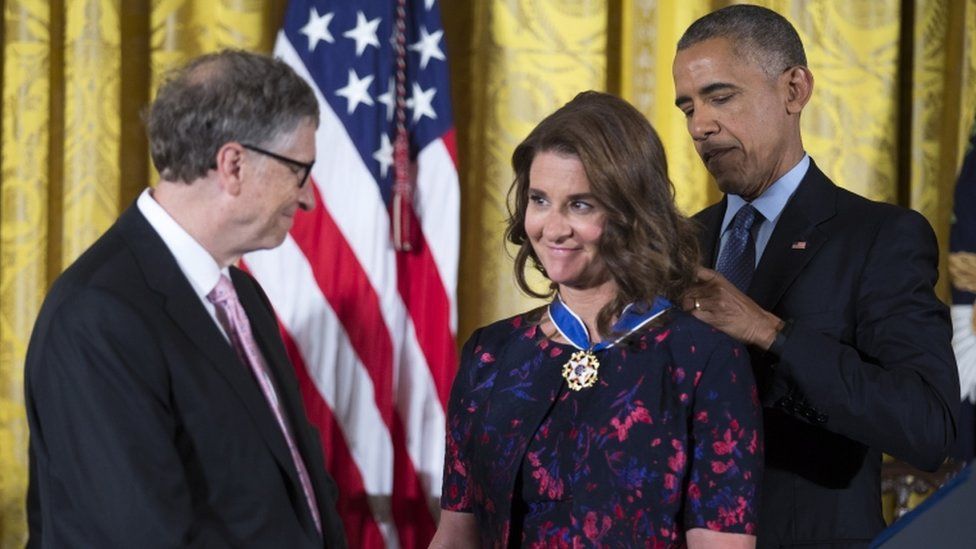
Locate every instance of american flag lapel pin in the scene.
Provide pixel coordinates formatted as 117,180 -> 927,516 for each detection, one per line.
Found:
792,241 -> 807,250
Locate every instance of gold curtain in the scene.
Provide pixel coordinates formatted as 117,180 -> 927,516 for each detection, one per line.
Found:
2,0 -> 974,544
0,1 -> 283,544
616,0 -> 719,215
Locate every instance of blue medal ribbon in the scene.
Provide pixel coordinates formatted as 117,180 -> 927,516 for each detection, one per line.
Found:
548,295 -> 671,352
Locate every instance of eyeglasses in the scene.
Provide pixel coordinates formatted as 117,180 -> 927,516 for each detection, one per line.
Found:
241,143 -> 315,188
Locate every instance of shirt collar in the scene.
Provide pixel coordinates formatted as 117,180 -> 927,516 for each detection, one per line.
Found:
721,154 -> 810,234
137,188 -> 227,298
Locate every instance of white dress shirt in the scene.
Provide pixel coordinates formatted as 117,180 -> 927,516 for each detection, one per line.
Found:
137,188 -> 230,340
718,154 -> 810,267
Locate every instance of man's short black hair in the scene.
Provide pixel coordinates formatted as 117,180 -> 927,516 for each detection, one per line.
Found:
678,4 -> 807,77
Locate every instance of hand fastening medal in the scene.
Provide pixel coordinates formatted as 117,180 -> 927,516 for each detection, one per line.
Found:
548,295 -> 671,391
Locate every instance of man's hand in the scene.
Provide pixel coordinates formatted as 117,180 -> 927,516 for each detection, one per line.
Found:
682,267 -> 783,350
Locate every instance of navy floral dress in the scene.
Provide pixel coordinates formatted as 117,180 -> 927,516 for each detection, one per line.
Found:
441,308 -> 762,548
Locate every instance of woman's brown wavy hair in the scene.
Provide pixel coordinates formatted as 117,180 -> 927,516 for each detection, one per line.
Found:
505,91 -> 700,337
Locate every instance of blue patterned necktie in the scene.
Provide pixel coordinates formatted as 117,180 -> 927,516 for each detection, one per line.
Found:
716,204 -> 765,292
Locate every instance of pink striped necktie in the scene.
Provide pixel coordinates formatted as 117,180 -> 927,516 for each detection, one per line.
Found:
207,275 -> 322,535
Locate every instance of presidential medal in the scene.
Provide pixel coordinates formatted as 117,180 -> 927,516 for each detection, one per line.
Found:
550,295 -> 671,392
562,350 -> 600,391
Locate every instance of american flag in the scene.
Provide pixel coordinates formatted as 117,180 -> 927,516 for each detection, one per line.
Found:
242,0 -> 458,546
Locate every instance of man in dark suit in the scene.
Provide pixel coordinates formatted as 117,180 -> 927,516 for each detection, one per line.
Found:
672,5 -> 960,548
25,50 -> 346,547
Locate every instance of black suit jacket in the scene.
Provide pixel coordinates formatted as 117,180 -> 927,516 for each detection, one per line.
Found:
694,160 -> 959,548
24,204 -> 346,548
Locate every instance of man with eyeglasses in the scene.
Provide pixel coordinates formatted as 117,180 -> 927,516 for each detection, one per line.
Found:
24,50 -> 346,547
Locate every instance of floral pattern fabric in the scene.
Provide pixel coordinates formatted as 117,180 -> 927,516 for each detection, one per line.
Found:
441,309 -> 762,548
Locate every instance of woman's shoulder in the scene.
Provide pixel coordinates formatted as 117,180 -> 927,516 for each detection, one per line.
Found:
460,305 -> 547,357
451,306 -> 548,399
642,310 -> 755,396
650,308 -> 745,357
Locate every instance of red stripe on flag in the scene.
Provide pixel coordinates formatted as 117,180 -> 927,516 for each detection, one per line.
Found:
289,181 -> 436,546
289,188 -> 394,428
441,129 -> 458,168
396,209 -> 457,408
279,326 -> 387,548
390,416 -> 437,548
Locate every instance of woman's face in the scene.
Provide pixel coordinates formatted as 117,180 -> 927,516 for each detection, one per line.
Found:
524,151 -> 609,291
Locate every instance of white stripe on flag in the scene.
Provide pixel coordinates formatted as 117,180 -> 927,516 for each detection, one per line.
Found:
415,139 -> 460,331
396,316 -> 447,502
244,239 -> 400,547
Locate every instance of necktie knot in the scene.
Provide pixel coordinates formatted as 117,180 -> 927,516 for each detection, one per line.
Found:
730,204 -> 764,234
207,275 -> 237,306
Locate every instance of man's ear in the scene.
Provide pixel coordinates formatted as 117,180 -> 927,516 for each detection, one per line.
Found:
784,65 -> 814,114
214,142 -> 246,196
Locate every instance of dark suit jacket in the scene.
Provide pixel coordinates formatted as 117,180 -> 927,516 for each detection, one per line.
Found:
694,160 -> 959,548
24,204 -> 346,548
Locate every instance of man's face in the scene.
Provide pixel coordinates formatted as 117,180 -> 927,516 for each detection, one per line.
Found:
237,119 -> 317,252
673,38 -> 796,199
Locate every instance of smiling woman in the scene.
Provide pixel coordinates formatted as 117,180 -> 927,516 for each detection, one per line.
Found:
523,151 -> 607,291
506,91 -> 701,338
430,91 -> 763,548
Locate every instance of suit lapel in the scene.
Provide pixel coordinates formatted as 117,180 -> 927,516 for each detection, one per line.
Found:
115,206 -> 304,502
749,162 -> 837,311
230,268 -> 294,413
694,197 -> 727,268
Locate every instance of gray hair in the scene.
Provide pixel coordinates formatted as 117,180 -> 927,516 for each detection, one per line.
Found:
677,4 -> 807,77
145,49 -> 319,183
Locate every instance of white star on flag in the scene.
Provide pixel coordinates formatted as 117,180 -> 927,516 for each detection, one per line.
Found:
408,26 -> 445,69
343,11 -> 381,56
376,77 -> 395,121
335,69 -> 375,114
300,8 -> 334,51
373,133 -> 394,178
407,82 -> 437,123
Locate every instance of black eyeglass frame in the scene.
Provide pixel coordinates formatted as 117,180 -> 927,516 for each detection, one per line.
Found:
241,143 -> 315,188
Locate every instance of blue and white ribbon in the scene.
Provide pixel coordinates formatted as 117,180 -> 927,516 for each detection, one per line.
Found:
548,295 -> 671,351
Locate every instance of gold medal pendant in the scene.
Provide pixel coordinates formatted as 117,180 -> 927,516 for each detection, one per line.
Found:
562,350 -> 600,391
